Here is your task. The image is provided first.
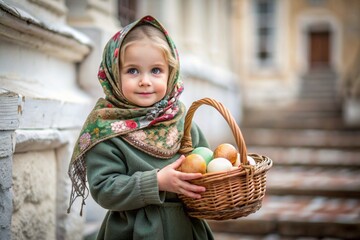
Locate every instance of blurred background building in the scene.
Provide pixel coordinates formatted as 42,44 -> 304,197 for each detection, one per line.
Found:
0,0 -> 359,239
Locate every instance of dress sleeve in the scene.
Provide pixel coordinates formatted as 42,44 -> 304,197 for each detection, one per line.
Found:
85,140 -> 165,211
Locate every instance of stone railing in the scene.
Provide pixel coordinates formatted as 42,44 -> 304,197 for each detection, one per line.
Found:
343,47 -> 360,126
343,48 -> 360,98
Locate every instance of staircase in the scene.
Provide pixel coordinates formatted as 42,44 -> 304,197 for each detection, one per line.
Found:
209,70 -> 360,239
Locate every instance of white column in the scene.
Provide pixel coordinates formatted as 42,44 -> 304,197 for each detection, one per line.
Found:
208,0 -> 220,63
66,0 -> 121,99
161,0 -> 182,46
183,0 -> 206,57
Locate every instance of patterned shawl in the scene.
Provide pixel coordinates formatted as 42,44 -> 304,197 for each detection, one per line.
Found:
67,15 -> 185,215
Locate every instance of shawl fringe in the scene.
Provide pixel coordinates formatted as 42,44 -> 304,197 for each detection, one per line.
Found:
67,155 -> 88,216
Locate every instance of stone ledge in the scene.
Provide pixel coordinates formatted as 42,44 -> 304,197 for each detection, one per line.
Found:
28,0 -> 67,16
0,89 -> 91,130
19,97 -> 92,129
15,129 -> 70,153
0,2 -> 92,62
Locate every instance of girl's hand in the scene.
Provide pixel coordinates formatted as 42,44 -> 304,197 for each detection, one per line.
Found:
157,155 -> 206,199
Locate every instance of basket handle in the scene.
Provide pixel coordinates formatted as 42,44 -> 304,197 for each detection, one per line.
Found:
179,98 -> 248,164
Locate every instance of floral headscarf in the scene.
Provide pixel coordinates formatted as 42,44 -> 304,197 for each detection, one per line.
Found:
68,15 -> 185,215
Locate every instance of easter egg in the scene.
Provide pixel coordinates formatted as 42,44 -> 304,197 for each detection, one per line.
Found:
233,153 -> 241,167
213,143 -> 238,165
180,154 -> 207,174
247,155 -> 256,166
207,157 -> 233,173
191,147 -> 213,165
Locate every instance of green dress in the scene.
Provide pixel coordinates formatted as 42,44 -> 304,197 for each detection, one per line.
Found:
86,124 -> 214,240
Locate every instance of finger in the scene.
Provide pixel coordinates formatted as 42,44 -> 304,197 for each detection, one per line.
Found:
178,172 -> 203,181
171,157 -> 185,171
179,188 -> 202,199
181,181 -> 206,193
171,155 -> 185,169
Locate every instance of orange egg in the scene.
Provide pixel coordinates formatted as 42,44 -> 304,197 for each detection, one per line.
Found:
213,143 -> 238,165
179,154 -> 207,174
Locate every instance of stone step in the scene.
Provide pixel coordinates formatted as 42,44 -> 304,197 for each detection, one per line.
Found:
302,70 -> 337,81
246,109 -> 342,118
245,99 -> 341,114
286,99 -> 342,112
244,107 -> 342,119
301,86 -> 338,96
300,91 -> 338,99
212,232 -> 282,240
248,146 -> 360,168
207,196 -> 360,239
241,116 -> 347,130
242,128 -> 360,149
299,75 -> 338,99
266,166 -> 360,198
301,81 -> 337,91
300,79 -> 336,89
241,100 -> 346,130
302,78 -> 337,84
213,232 -> 346,240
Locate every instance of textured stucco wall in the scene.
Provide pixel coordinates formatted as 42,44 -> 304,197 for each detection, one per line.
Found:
11,150 -> 56,240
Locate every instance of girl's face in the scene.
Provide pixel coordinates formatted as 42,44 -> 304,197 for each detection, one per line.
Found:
120,38 -> 169,107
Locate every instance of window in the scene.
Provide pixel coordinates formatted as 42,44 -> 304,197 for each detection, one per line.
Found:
254,0 -> 277,67
118,0 -> 137,26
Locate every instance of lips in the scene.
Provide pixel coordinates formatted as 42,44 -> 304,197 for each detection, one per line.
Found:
136,92 -> 154,96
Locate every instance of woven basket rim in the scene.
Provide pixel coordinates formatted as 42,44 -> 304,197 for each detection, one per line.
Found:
187,153 -> 272,185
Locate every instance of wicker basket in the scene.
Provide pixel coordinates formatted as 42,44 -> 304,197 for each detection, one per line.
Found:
178,98 -> 273,220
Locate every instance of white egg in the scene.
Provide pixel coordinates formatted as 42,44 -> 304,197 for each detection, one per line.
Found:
207,158 -> 233,173
247,156 -> 256,166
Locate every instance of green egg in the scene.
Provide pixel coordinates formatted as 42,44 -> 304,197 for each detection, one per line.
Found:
191,147 -> 214,165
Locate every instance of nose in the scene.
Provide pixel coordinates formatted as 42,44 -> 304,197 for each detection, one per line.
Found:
139,74 -> 151,87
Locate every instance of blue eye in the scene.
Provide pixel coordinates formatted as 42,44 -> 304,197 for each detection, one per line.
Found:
151,68 -> 161,74
127,68 -> 139,74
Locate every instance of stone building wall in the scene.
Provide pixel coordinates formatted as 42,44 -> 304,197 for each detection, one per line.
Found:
0,0 -> 94,239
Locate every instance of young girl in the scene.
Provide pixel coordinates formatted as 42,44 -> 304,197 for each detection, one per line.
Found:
68,15 -> 214,240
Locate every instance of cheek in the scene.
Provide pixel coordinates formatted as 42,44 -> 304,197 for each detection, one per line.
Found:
121,80 -> 134,96
157,81 -> 168,97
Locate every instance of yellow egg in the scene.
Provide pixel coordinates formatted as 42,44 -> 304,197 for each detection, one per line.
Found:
207,158 -> 233,173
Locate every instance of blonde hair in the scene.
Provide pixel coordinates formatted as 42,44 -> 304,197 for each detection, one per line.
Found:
120,25 -> 179,90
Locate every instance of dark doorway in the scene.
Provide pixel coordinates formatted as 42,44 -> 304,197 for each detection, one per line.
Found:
308,30 -> 331,69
